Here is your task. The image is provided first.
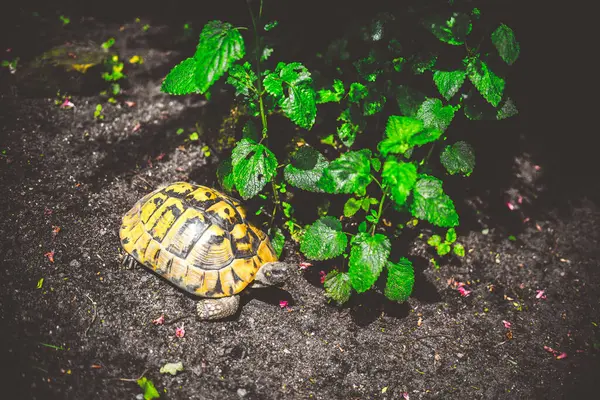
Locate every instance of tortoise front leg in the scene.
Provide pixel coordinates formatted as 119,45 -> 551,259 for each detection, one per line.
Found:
197,295 -> 241,320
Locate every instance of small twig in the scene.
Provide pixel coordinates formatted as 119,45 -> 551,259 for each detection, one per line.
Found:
114,369 -> 149,382
84,294 -> 98,337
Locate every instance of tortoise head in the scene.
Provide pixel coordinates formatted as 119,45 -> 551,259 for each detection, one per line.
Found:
253,262 -> 291,288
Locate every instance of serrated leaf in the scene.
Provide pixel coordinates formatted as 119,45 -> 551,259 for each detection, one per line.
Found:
370,157 -> 381,172
231,139 -> 277,199
137,377 -> 160,400
437,242 -> 451,256
453,243 -> 465,257
324,271 -> 352,304
160,361 -> 184,376
270,227 -> 285,258
348,233 -> 391,293
422,12 -> 472,45
284,146 -> 328,192
427,234 -> 442,247
433,70 -> 466,101
497,98 -> 518,120
317,79 -> 345,104
382,159 -> 417,206
384,258 -> 414,302
410,175 -> 459,227
440,141 -> 475,176
226,61 -> 257,97
343,198 -> 361,217
491,24 -> 520,65
378,116 -> 423,156
161,57 -> 200,95
396,85 -> 427,117
300,216 -> 348,260
263,62 -> 316,129
192,21 -> 245,94
466,58 -> 505,107
317,150 -> 372,194
363,92 -> 386,116
216,157 -> 235,192
337,122 -> 359,147
446,228 -> 457,244
415,98 -> 456,132
348,82 -> 368,103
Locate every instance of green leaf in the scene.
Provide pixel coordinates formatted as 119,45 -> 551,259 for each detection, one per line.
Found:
384,258 -> 414,302
317,150 -> 372,194
337,122 -> 359,147
453,243 -> 465,257
422,12 -> 472,45
358,221 -> 367,233
370,158 -> 381,172
378,116 -> 423,156
264,20 -> 278,31
343,198 -> 362,217
284,146 -> 329,192
427,235 -> 442,247
317,79 -> 345,104
466,58 -> 505,107
160,361 -> 184,376
491,24 -> 520,65
231,139 -> 277,199
324,271 -> 352,304
161,57 -> 200,95
216,157 -> 235,192
362,92 -> 386,116
433,70 -> 466,101
410,175 -> 459,227
497,98 -> 518,120
270,227 -> 285,258
437,242 -> 451,256
440,141 -> 475,176
348,233 -> 391,293
382,159 -> 417,206
396,85 -> 427,117
300,216 -> 348,260
263,62 -> 316,129
192,21 -> 245,94
226,61 -> 257,97
348,82 -> 368,103
137,377 -> 160,400
446,228 -> 457,244
415,98 -> 456,132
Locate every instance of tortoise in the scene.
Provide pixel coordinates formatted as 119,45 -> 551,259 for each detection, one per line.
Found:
119,182 -> 291,320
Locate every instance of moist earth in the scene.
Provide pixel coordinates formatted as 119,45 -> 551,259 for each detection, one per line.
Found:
1,2 -> 599,399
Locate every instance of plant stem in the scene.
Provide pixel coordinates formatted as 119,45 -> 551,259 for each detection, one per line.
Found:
371,192 -> 387,236
269,179 -> 280,228
246,0 -> 268,137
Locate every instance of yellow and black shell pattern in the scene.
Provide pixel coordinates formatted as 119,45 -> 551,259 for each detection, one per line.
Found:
119,182 -> 278,298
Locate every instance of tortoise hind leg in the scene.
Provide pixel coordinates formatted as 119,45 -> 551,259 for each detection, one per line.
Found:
197,295 -> 241,321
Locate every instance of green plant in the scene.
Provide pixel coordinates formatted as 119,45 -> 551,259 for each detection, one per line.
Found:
93,104 -> 104,120
161,1 -> 520,305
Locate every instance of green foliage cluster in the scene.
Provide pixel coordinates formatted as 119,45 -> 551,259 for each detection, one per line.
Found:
161,1 -> 520,305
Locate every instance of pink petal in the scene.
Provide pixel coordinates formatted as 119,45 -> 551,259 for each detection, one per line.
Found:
319,271 -> 326,284
507,202 -> 515,211
60,98 -> 75,109
502,320 -> 512,329
152,314 -> 165,325
402,393 -> 410,400
517,195 -> 523,204
523,217 -> 530,223
125,101 -> 136,107
155,153 -> 166,161
132,122 -> 141,132
544,345 -> 557,354
536,290 -> 546,299
279,300 -> 289,308
457,286 -> 471,297
299,262 -> 313,270
556,352 -> 567,359
534,165 -> 541,171
175,323 -> 185,338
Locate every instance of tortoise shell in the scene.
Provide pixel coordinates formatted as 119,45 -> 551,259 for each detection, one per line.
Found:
119,182 -> 278,298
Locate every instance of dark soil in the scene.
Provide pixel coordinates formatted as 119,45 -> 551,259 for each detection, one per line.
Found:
1,2 -> 599,399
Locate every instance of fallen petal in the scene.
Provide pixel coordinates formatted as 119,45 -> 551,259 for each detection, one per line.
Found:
299,262 -> 313,270
175,323 -> 185,338
319,271 -> 326,284
502,320 -> 512,329
536,290 -> 546,299
507,202 -> 515,211
152,314 -> 165,325
132,122 -> 141,132
556,352 -> 567,359
279,300 -> 289,308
